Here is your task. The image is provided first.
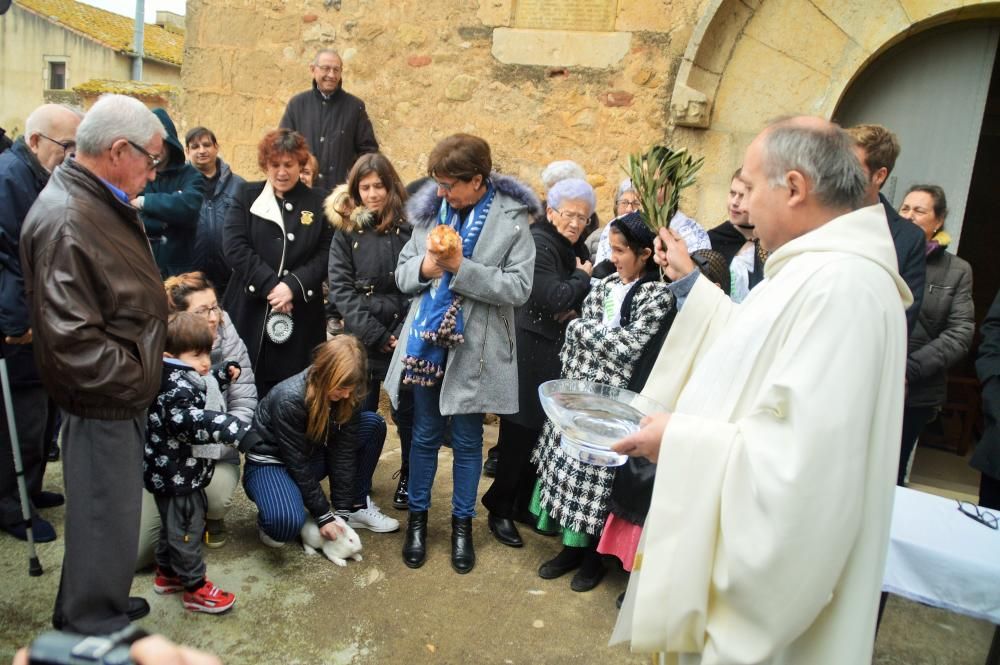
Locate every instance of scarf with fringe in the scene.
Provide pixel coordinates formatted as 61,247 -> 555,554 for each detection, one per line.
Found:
402,184 -> 495,386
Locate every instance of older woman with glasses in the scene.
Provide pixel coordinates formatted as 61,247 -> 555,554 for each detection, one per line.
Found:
222,129 -> 332,398
136,271 -> 258,565
482,178 -> 594,549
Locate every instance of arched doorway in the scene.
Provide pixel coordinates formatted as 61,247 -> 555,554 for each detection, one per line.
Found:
833,21 -> 999,254
834,20 -> 1000,463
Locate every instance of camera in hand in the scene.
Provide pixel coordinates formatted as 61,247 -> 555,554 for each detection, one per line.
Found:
29,626 -> 146,665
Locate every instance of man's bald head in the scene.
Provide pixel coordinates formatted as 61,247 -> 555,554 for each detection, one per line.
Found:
739,116 -> 867,252
25,104 -> 83,173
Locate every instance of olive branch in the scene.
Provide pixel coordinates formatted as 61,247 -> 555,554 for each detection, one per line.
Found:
624,145 -> 704,233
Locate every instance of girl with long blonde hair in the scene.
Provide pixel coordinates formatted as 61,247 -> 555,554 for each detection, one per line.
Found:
242,336 -> 391,545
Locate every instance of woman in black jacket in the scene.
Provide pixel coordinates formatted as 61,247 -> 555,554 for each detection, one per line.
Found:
481,178 -> 594,548
327,153 -> 414,510
222,129 -> 332,398
242,336 -> 387,545
897,184 -> 974,484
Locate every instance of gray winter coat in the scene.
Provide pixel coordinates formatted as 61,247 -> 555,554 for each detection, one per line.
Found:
385,174 -> 540,416
905,243 -> 974,408
211,310 -> 258,463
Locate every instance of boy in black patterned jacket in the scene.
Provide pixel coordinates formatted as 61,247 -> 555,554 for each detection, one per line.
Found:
144,312 -> 260,614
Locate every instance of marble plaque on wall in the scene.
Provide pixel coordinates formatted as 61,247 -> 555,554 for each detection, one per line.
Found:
513,0 -> 617,32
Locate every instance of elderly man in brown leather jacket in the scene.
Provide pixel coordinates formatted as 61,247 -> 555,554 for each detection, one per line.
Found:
21,94 -> 169,636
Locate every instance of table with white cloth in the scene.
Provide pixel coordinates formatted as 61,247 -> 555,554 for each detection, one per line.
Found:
883,486 -> 1000,663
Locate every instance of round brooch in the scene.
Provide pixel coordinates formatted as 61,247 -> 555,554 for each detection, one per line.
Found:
265,311 -> 294,344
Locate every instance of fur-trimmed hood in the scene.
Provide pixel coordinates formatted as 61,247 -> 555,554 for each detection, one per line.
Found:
323,184 -> 356,231
324,184 -> 409,235
405,172 -> 542,229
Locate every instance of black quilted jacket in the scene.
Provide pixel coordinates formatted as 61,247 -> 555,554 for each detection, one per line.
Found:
247,368 -> 361,525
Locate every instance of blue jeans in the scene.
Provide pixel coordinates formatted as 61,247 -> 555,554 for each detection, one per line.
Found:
409,384 -> 483,518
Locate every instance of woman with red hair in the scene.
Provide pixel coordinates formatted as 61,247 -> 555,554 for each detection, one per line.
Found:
223,129 -> 332,397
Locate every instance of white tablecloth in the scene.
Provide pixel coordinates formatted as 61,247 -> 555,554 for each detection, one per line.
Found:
884,487 -> 1000,624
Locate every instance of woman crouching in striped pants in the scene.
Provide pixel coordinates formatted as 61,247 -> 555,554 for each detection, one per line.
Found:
242,336 -> 396,547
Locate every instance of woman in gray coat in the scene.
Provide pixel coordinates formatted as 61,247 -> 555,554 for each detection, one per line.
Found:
897,185 -> 974,484
137,272 -> 258,566
385,134 -> 538,574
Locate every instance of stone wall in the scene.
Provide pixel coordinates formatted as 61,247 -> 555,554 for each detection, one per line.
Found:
181,0 -> 999,225
181,0 -> 693,218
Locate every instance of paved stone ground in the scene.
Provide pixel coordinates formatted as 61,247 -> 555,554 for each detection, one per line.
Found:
0,415 -> 995,664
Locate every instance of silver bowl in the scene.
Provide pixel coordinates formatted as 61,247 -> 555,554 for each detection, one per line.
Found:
538,379 -> 666,467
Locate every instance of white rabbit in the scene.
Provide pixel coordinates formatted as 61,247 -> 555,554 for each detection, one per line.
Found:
300,516 -> 363,566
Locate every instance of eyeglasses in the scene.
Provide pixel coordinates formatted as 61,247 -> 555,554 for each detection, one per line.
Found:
314,65 -> 342,75
39,134 -> 76,155
556,209 -> 589,225
435,179 -> 457,193
126,140 -> 165,172
617,198 -> 641,211
191,305 -> 221,319
956,500 -> 998,530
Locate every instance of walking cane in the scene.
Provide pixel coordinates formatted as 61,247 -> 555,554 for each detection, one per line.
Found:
0,344 -> 43,576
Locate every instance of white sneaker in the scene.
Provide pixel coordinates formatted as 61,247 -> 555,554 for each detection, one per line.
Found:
347,498 -> 400,533
258,525 -> 284,548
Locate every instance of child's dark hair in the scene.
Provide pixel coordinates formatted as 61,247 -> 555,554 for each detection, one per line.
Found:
166,312 -> 214,357
609,214 -> 657,272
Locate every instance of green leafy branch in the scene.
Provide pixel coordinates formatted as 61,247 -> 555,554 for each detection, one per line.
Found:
624,145 -> 704,233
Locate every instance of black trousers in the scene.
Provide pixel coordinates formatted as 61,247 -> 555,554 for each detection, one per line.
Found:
980,472 -> 1000,511
0,385 -> 53,526
362,374 -> 413,473
54,413 -> 145,635
154,491 -> 207,587
482,419 -> 540,519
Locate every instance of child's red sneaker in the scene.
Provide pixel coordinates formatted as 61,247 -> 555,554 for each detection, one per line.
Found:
182,579 -> 235,614
153,567 -> 184,595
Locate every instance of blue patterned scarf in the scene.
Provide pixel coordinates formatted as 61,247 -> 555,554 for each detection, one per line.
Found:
402,184 -> 495,386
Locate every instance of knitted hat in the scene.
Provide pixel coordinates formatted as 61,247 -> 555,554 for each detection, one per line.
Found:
610,211 -> 656,249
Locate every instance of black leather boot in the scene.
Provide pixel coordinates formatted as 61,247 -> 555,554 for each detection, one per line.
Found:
487,512 -> 523,548
402,510 -> 427,569
392,469 -> 409,510
451,515 -> 475,574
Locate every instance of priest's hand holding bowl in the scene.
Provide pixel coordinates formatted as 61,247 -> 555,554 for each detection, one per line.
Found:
654,227 -> 696,281
612,412 -> 672,463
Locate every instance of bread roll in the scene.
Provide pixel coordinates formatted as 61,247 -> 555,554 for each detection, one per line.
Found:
429,225 -> 461,257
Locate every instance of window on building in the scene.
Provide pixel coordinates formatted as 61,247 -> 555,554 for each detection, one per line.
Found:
48,62 -> 66,90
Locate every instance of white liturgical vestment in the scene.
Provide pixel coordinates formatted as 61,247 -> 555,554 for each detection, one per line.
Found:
611,205 -> 911,665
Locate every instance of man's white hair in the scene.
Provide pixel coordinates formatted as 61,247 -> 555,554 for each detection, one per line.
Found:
75,95 -> 165,157
24,104 -> 84,138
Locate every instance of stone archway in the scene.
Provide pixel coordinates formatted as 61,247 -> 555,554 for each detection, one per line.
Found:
674,0 -> 1000,221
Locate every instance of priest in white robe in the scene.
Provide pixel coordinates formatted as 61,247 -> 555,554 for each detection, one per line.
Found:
610,116 -> 911,665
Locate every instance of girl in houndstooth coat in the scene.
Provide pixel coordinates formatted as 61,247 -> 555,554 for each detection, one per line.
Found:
530,212 -> 676,591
